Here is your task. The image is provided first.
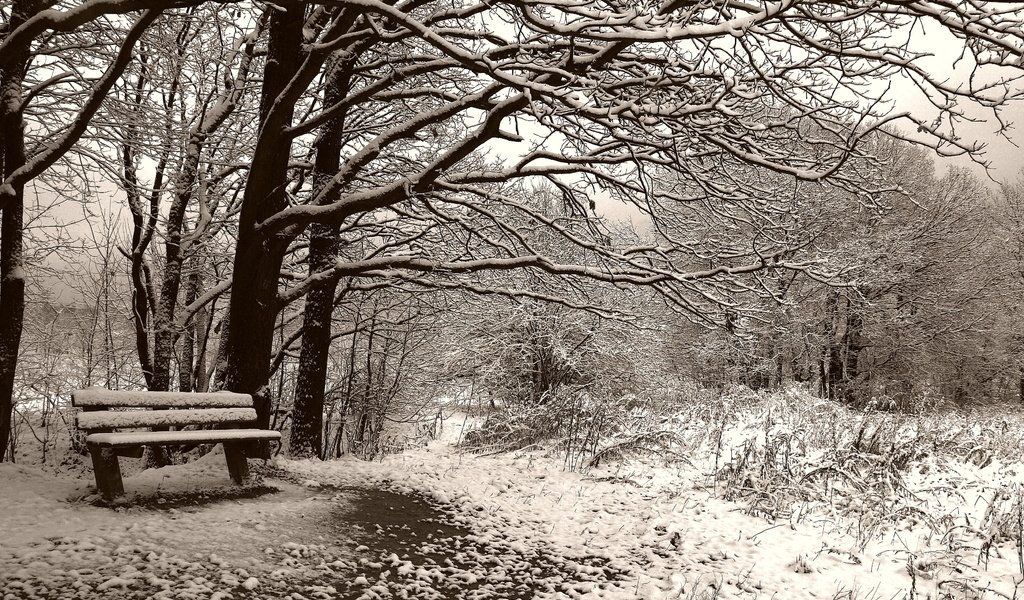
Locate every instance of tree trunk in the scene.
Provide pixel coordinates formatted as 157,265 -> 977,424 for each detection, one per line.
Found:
290,225 -> 342,457
0,0 -> 30,462
150,186 -> 190,392
821,290 -> 842,401
289,52 -> 353,458
178,266 -> 200,393
147,113 -> 195,466
190,268 -> 212,392
220,5 -> 306,456
842,301 -> 865,406
123,52 -> 168,390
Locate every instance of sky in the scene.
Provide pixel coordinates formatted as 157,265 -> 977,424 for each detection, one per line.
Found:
937,102 -> 1024,185
890,18 -> 1024,186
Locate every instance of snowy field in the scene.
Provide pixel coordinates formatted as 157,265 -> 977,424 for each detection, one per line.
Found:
3,389 -> 1024,599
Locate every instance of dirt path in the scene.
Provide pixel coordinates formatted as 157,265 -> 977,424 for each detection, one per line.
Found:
320,485 -> 624,599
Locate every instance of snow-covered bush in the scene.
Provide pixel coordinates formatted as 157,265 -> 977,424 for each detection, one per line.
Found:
654,389 -> 1024,561
461,297 -> 675,468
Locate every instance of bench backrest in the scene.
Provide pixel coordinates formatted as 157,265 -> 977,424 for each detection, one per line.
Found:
72,389 -> 257,431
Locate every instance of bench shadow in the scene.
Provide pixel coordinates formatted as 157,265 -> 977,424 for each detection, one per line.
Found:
84,482 -> 280,510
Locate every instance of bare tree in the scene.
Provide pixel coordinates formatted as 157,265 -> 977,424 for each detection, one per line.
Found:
0,2 -> 168,460
93,8 -> 261,394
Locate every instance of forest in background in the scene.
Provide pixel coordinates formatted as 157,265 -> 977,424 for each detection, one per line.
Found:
4,1 -> 1024,466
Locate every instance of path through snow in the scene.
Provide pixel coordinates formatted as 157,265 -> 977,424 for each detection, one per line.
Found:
4,435 -> 1022,599
1,451 -> 628,600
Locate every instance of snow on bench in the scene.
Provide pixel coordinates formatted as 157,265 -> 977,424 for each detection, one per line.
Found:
72,388 -> 254,408
71,388 -> 281,501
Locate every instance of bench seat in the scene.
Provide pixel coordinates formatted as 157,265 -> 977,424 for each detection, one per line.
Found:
87,428 -> 282,447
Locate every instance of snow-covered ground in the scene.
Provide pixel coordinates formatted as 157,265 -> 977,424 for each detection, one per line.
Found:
4,390 -> 1024,599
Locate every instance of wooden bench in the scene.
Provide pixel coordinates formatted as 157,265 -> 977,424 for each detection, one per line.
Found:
72,388 -> 282,501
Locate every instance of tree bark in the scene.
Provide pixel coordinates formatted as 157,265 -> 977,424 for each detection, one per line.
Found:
0,0 -> 30,462
151,186 -> 190,392
123,51 -> 170,390
842,300 -> 865,405
290,223 -> 341,457
220,5 -> 306,455
290,54 -> 355,458
178,266 -> 201,392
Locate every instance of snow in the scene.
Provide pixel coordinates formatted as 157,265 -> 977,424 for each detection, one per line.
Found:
281,449 -> 875,599
273,396 -> 1024,600
86,428 -> 281,447
6,394 -> 1024,600
72,389 -> 254,408
0,452 -> 358,599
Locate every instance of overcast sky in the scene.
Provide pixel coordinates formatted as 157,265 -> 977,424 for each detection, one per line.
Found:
940,101 -> 1024,184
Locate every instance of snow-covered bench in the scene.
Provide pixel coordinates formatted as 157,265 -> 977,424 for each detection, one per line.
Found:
72,389 -> 281,501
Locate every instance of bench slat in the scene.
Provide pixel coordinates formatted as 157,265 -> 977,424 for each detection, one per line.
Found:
72,389 -> 254,408
77,408 -> 257,430
86,429 -> 281,447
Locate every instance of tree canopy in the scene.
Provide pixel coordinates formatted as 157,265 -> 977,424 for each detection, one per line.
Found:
3,0 -> 1024,458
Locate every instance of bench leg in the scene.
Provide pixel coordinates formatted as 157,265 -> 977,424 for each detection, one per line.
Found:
87,443 -> 125,501
223,442 -> 249,485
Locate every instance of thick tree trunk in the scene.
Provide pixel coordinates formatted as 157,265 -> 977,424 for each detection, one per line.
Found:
0,0 -> 30,462
290,225 -> 340,457
220,5 -> 306,456
289,52 -> 353,458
